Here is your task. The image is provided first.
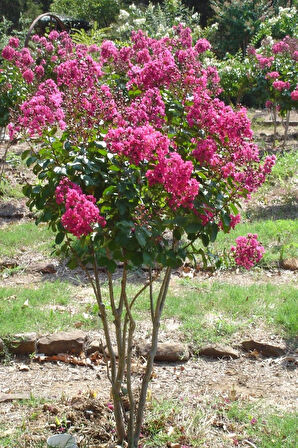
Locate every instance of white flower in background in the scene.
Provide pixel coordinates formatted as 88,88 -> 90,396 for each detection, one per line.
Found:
133,18 -> 146,26
129,3 -> 137,11
157,24 -> 166,34
119,24 -> 130,32
119,10 -> 130,21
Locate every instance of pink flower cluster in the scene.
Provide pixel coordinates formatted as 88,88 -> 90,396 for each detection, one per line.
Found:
17,79 -> 65,136
125,88 -> 166,128
265,71 -> 279,79
219,214 -> 241,232
249,36 -> 298,110
6,27 -> 275,213
272,80 -> 290,91
146,152 -> 199,209
105,125 -> 170,165
2,45 -> 35,83
55,178 -> 106,238
231,234 -> 264,269
194,38 -> 211,54
272,40 -> 290,54
255,54 -> 274,69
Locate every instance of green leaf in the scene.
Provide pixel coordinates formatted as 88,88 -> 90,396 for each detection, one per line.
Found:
53,166 -> 67,176
230,203 -> 239,215
26,156 -> 37,167
209,223 -> 218,243
220,212 -> 231,232
21,149 -> 31,160
103,185 -> 116,196
55,232 -> 65,245
143,251 -> 153,266
198,248 -> 208,268
135,228 -> 146,247
185,222 -> 202,234
201,234 -> 209,247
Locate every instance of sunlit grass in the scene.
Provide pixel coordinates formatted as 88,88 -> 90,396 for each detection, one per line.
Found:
0,221 -> 54,258
0,281 -> 99,337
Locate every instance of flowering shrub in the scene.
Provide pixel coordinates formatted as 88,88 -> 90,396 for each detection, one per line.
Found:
248,34 -> 298,143
231,233 -> 265,269
2,28 -> 273,446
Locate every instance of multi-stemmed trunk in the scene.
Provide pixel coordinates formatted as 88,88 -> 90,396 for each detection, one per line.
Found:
79,246 -> 172,447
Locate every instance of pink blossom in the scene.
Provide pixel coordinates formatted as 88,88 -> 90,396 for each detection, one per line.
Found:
194,38 -> 211,54
105,125 -> 170,165
256,54 -> 274,69
48,30 -> 59,41
22,69 -> 34,84
35,65 -> 45,78
8,37 -> 20,48
247,46 -> 256,56
291,90 -> 298,100
265,71 -> 279,79
88,44 -> 100,53
272,80 -> 290,91
100,40 -> 118,61
32,34 -> 41,43
55,178 -> 106,238
18,79 -> 65,136
1,45 -> 16,61
231,234 -> 264,269
146,152 -> 199,209
45,43 -> 54,53
219,214 -> 241,231
174,24 -> 192,48
55,177 -> 82,204
192,137 -> 218,166
265,100 -> 273,109
272,40 -> 290,54
19,48 -> 34,66
125,88 -> 166,127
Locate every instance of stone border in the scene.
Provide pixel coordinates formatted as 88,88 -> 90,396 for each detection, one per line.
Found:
0,332 -> 289,363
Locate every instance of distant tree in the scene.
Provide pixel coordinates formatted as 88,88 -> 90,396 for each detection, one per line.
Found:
210,0 -> 272,56
0,0 -> 50,29
183,0 -> 214,27
50,0 -> 121,27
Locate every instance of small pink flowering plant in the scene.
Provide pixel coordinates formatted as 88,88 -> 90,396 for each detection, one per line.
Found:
231,234 -> 265,270
248,35 -> 298,144
3,27 -> 274,447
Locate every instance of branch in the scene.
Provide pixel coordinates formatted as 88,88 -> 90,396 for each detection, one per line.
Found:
134,266 -> 172,445
129,268 -> 161,310
149,268 -> 154,323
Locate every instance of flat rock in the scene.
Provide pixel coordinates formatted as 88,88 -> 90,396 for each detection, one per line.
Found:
37,331 -> 86,355
199,345 -> 239,359
241,340 -> 286,357
29,263 -> 57,274
5,332 -> 37,355
281,258 -> 298,271
137,342 -> 190,362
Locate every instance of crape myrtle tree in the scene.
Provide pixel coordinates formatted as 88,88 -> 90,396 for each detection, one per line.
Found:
247,34 -> 298,145
3,29 -> 273,446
